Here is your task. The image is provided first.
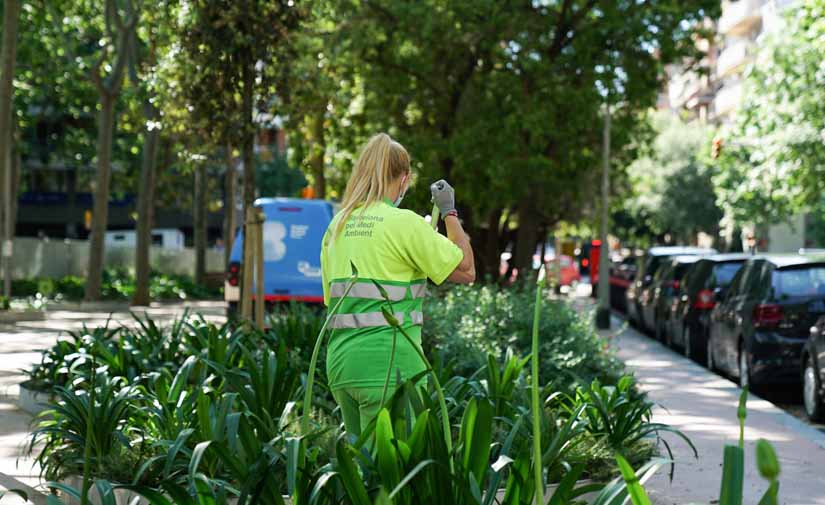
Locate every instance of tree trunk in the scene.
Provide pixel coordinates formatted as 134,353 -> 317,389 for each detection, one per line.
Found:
0,0 -> 20,298
223,145 -> 236,267
307,111 -> 326,198
239,52 -> 256,314
512,200 -> 540,276
10,142 -> 20,231
479,208 -> 503,280
132,114 -> 159,306
85,94 -> 116,301
194,164 -> 208,286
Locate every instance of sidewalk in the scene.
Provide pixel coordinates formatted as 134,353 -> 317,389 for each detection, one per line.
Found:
610,318 -> 825,505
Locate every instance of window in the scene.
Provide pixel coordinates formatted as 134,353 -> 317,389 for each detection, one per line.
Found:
725,262 -> 751,301
654,261 -> 674,283
736,260 -> 766,299
711,261 -> 745,288
686,260 -> 711,293
152,233 -> 163,246
772,266 -> 825,298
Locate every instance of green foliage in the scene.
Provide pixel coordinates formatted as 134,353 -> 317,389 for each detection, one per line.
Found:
716,0 -> 825,226
556,376 -> 697,480
619,111 -> 722,244
424,283 -> 624,393
255,152 -> 307,197
27,298 -> 678,504
11,270 -> 220,303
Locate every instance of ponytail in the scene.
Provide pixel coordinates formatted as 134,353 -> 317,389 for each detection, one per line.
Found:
333,133 -> 410,240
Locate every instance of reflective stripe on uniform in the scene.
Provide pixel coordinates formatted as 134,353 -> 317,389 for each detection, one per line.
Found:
329,310 -> 424,329
329,281 -> 408,301
410,283 -> 428,299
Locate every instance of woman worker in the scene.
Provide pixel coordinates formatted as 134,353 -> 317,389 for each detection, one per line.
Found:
320,132 -> 475,437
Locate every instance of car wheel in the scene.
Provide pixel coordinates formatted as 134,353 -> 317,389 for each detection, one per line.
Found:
803,356 -> 825,422
738,345 -> 751,389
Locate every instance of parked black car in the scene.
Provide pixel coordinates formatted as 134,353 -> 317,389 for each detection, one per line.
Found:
609,255 -> 638,313
802,315 -> 825,421
708,255 -> 825,388
626,246 -> 716,331
666,254 -> 749,362
639,255 -> 701,340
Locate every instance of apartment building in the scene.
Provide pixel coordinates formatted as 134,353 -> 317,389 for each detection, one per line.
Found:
665,0 -> 817,252
713,0 -> 795,123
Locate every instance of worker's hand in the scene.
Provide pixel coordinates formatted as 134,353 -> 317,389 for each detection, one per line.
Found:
430,179 -> 456,216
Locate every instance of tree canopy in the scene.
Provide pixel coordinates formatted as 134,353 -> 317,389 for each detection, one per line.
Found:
716,0 -> 825,227
10,0 -> 725,279
619,112 -> 721,245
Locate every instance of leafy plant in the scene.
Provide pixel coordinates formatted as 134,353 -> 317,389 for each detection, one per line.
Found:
557,376 -> 697,473
424,282 -> 624,394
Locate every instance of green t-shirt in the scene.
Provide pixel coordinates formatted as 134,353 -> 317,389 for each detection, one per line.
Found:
320,199 -> 463,391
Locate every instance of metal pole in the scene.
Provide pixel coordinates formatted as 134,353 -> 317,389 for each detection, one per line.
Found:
596,103 -> 611,329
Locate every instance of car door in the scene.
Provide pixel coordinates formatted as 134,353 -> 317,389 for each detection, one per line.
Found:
816,316 -> 825,388
713,264 -> 749,374
724,261 -> 765,372
674,260 -> 707,346
646,262 -> 673,331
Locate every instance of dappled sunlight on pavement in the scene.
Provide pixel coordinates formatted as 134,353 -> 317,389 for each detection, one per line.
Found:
608,316 -> 825,505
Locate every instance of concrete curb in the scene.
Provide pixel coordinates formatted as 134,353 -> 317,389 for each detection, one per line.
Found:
0,472 -> 48,505
0,311 -> 45,324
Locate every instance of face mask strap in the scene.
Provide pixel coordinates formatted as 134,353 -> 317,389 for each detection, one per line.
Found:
393,174 -> 409,207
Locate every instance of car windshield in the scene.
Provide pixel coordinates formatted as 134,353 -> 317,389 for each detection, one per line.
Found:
773,266 -> 825,298
713,262 -> 744,287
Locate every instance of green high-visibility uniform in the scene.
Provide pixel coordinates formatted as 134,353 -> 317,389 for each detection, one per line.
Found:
321,198 -> 462,435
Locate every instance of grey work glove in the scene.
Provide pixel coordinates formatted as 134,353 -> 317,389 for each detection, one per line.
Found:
430,179 -> 456,216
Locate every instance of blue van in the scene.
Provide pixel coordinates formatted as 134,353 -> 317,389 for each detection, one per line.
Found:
225,198 -> 335,314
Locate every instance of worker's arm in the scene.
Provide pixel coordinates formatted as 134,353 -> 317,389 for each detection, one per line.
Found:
445,214 -> 475,284
431,179 -> 475,284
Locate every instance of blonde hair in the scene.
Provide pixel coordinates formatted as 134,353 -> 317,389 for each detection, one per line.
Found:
333,133 -> 410,239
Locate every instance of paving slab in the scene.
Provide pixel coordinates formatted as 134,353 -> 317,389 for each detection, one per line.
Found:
610,318 -> 825,505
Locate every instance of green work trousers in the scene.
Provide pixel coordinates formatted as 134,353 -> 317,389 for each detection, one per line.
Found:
332,387 -> 385,438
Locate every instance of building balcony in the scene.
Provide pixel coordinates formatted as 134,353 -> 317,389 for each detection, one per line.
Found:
718,0 -> 765,36
717,40 -> 753,77
714,80 -> 743,117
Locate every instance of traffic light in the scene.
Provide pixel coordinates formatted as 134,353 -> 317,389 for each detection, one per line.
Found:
711,137 -> 723,159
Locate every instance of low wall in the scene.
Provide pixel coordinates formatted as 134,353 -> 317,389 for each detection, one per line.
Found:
9,237 -> 224,279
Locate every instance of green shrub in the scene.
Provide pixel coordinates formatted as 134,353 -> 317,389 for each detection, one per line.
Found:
11,278 -> 39,297
424,282 -> 623,392
10,270 -> 221,303
54,275 -> 85,300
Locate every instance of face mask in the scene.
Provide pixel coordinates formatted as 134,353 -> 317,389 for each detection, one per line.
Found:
393,176 -> 408,207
